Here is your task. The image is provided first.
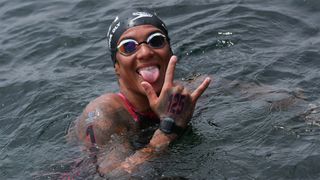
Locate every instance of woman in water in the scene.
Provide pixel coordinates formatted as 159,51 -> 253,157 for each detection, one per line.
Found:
70,8 -> 211,176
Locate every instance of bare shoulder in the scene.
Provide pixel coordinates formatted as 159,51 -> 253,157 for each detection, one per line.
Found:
72,93 -> 131,146
84,93 -> 122,113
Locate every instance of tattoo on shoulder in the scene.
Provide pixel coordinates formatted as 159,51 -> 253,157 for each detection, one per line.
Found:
83,109 -> 102,144
86,125 -> 96,144
85,108 -> 102,124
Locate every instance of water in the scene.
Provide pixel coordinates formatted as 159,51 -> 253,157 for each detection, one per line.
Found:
1,0 -> 320,179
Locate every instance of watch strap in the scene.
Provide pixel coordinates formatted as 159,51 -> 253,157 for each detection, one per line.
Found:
160,117 -> 185,135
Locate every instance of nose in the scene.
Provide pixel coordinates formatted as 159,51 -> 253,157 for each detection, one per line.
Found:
135,43 -> 154,61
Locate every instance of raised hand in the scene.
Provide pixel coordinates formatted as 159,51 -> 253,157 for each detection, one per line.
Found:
141,56 -> 211,129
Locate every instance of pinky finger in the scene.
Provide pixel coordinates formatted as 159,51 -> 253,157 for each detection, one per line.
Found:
191,77 -> 211,103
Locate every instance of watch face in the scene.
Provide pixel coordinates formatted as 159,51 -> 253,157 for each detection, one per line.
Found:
160,117 -> 174,134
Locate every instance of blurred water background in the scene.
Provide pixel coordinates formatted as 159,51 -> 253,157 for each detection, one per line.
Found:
1,0 -> 320,179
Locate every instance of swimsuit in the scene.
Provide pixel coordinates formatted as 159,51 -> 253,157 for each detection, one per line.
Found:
85,93 -> 160,149
118,92 -> 160,149
117,92 -> 160,124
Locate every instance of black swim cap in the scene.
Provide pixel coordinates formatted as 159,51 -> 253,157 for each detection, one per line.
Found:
107,8 -> 170,65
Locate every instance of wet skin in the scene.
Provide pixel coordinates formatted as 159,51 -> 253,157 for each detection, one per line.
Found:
114,25 -> 172,112
70,25 -> 211,175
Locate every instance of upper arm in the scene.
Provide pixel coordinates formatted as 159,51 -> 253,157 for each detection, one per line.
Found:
74,94 -> 132,147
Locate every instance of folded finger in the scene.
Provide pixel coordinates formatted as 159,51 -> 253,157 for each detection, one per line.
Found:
141,81 -> 158,104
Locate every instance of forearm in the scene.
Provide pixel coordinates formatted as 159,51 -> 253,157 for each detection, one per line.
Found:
99,129 -> 178,174
128,129 -> 177,161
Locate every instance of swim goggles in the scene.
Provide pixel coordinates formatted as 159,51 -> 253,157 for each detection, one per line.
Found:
117,32 -> 167,56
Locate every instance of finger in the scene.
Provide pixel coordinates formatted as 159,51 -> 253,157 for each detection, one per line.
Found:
164,56 -> 177,87
191,77 -> 211,103
141,81 -> 158,103
173,84 -> 184,93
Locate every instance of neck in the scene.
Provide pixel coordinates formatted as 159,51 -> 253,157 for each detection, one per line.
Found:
119,87 -> 152,113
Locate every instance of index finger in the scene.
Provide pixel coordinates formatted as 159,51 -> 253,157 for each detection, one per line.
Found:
163,56 -> 177,87
191,77 -> 211,103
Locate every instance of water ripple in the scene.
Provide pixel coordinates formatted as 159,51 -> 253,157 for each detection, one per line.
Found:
1,0 -> 320,179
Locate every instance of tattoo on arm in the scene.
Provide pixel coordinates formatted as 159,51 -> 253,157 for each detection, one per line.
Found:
82,108 -> 129,146
84,109 -> 102,145
86,125 -> 96,144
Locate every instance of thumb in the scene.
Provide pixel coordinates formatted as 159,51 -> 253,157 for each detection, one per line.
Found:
141,81 -> 158,104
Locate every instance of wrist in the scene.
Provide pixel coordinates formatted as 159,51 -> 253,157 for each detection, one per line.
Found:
159,117 -> 186,135
149,129 -> 177,151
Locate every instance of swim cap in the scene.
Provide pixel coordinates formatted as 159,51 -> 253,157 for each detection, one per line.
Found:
107,8 -> 170,65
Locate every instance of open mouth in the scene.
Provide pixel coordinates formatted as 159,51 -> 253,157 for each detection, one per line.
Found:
136,65 -> 160,83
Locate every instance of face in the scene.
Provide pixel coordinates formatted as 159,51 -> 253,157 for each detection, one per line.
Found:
115,25 -> 172,96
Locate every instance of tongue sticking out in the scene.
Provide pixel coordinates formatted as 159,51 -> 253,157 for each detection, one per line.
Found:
138,66 -> 160,83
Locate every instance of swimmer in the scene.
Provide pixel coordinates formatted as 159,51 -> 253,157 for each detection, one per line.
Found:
70,8 -> 211,176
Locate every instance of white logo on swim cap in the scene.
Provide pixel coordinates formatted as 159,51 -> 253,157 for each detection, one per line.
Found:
131,12 -> 153,22
107,16 -> 119,37
108,21 -> 120,49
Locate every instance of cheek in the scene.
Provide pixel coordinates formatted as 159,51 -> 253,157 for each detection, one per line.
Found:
156,46 -> 171,62
116,54 -> 135,70
161,50 -> 172,69
164,46 -> 173,61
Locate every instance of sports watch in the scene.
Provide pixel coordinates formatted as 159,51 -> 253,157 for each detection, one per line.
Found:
159,117 -> 185,135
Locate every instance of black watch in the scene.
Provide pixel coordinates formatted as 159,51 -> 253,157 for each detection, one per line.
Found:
159,117 -> 185,135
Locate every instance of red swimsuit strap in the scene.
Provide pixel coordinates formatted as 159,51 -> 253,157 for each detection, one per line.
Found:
117,92 -> 139,122
117,92 -> 159,123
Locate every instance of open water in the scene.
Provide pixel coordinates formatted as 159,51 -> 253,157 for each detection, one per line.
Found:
1,0 -> 320,179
